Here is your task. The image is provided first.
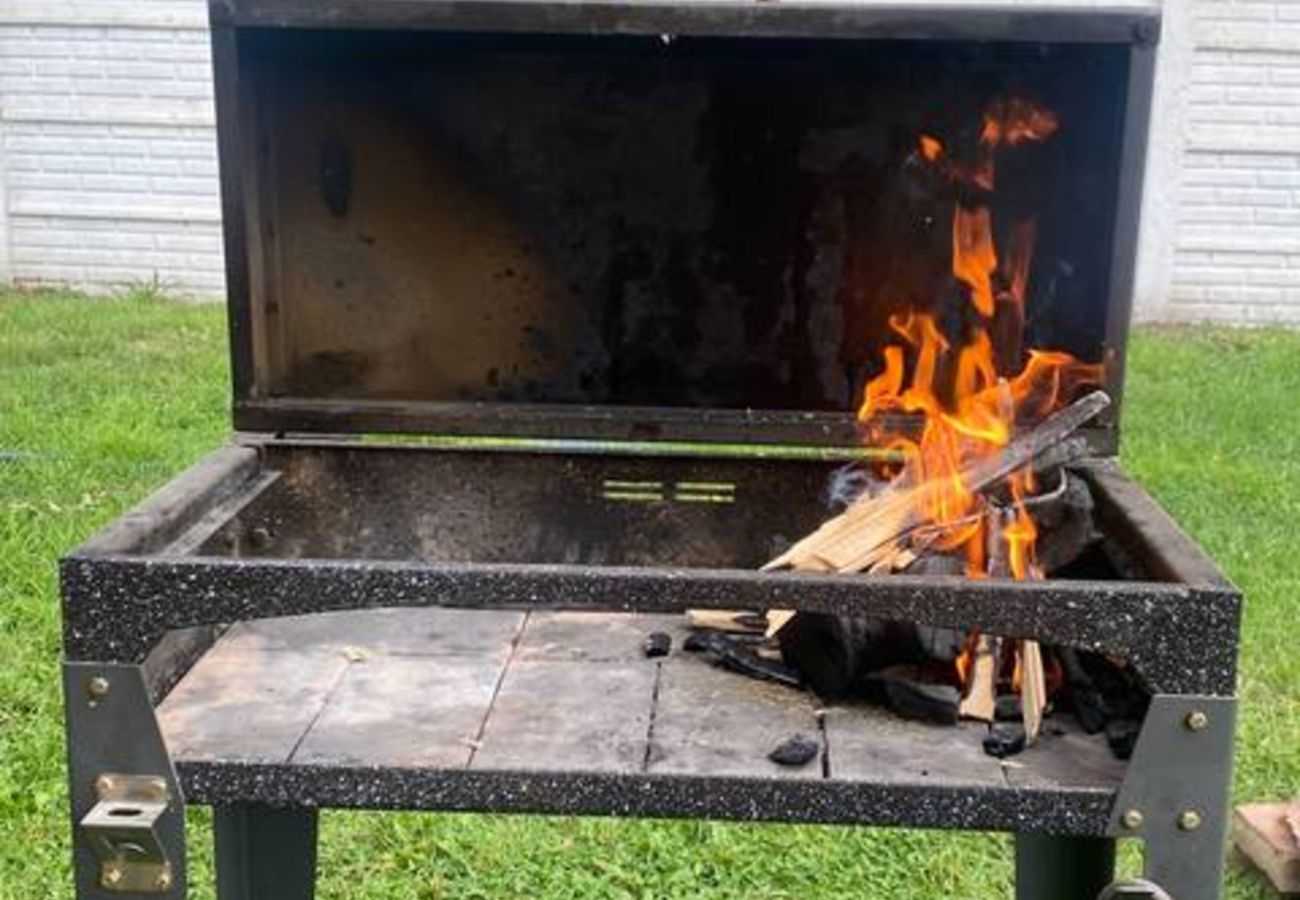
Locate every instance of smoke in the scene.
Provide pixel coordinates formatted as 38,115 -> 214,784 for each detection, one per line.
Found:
825,464 -> 884,511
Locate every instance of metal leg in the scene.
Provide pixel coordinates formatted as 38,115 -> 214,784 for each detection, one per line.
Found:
1015,834 -> 1116,900
64,663 -> 187,899
214,805 -> 318,900
1105,696 -> 1236,900
1140,812 -> 1230,900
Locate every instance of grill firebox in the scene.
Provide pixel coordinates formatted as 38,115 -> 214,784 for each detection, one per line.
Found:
60,3 -> 1240,899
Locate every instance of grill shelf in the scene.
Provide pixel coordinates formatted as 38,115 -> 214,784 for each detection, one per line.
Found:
159,608 -> 1124,829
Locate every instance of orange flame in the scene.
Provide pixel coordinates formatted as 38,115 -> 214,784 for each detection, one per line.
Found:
953,206 -> 998,318
862,97 -> 1099,582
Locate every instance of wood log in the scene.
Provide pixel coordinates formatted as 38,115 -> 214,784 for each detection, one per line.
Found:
764,390 -> 1110,573
959,634 -> 998,722
1020,639 -> 1047,745
1232,801 -> 1300,894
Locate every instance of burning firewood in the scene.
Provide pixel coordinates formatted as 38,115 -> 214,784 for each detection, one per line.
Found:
763,389 -> 1110,575
759,390 -> 1108,746
694,98 -> 1130,757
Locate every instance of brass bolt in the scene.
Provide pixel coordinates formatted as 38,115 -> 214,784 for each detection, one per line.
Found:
147,777 -> 170,803
87,676 -> 110,701
94,775 -> 116,797
155,869 -> 173,890
1185,710 -> 1209,731
101,865 -> 123,888
1121,808 -> 1144,830
1178,809 -> 1203,831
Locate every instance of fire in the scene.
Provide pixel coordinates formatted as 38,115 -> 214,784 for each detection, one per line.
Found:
857,97 -> 1099,582
953,206 -> 998,317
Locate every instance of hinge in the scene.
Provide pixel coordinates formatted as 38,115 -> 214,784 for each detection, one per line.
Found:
80,774 -> 174,892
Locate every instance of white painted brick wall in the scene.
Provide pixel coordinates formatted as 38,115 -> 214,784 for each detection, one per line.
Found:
1149,0 -> 1300,325
0,0 -> 1298,324
0,2 -> 222,298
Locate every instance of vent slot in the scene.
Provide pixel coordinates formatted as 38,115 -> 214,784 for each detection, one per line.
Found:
600,479 -> 736,505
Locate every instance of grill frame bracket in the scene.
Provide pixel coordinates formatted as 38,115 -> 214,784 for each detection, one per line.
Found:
1105,694 -> 1237,900
64,663 -> 188,900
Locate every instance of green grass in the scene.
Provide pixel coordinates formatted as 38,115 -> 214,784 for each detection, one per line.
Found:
1,290 -> 1295,898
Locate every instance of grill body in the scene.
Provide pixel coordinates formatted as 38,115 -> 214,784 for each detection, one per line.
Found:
60,3 -> 1242,898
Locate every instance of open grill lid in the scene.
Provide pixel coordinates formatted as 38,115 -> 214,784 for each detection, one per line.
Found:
215,1 -> 1156,451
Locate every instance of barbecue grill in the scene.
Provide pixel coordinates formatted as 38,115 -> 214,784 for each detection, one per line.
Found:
60,3 -> 1240,898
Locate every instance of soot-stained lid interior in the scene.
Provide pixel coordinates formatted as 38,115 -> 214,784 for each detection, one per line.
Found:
220,12 -> 1150,446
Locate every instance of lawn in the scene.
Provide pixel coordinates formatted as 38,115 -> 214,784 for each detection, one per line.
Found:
1,289 -> 1296,899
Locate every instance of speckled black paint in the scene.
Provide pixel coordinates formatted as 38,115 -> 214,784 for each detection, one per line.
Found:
175,761 -> 1116,835
61,555 -> 1240,695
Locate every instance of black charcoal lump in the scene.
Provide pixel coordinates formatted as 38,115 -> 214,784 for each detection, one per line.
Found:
769,733 -> 820,767
983,723 -> 1027,758
643,632 -> 672,658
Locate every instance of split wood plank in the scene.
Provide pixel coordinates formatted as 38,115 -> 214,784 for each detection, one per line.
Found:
1020,639 -> 1047,745
686,609 -> 766,634
958,634 -> 997,722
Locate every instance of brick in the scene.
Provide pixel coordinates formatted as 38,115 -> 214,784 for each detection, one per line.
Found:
1255,207 -> 1300,225
1258,170 -> 1300,188
1192,64 -> 1269,86
1218,152 -> 1298,170
1183,167 -> 1258,188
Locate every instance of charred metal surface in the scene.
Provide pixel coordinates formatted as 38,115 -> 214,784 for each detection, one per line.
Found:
1079,459 -> 1235,589
151,608 -> 1121,833
141,627 -> 221,706
222,26 -> 1131,443
77,447 -> 259,556
175,760 -> 1116,833
193,444 -> 854,567
211,1 -> 1159,46
63,442 -> 1239,696
62,555 -> 1238,696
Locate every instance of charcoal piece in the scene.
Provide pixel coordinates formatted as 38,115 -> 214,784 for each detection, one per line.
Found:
683,629 -> 765,653
779,614 -> 939,698
692,630 -> 801,688
1072,689 -> 1110,733
864,666 -> 960,725
768,733 -> 820,767
643,632 -> 671,658
1057,647 -> 1110,733
715,646 -> 802,688
777,613 -> 885,698
983,722 -> 1027,758
995,694 -> 1022,722
683,631 -> 712,653
1105,719 -> 1142,760
1072,650 -> 1152,725
913,625 -> 967,664
904,553 -> 966,577
1033,471 -> 1102,575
